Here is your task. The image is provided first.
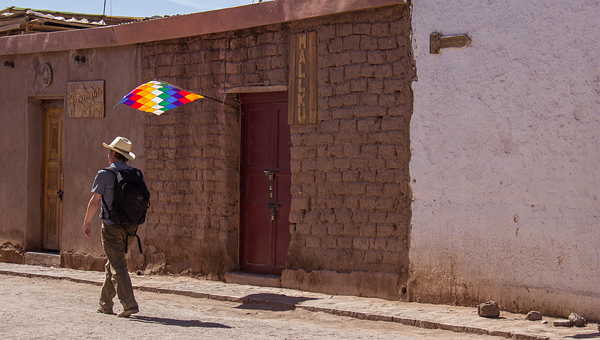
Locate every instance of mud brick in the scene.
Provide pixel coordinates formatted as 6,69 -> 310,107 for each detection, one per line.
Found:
376,198 -> 394,211
335,209 -> 353,223
360,35 -> 378,50
325,144 -> 343,157
291,146 -> 316,159
332,158 -> 350,170
371,22 -> 390,36
320,54 -> 336,68
336,23 -> 353,37
311,224 -> 328,237
377,145 -> 395,158
376,169 -> 396,183
320,196 -> 340,210
306,235 -> 321,248
327,223 -> 344,236
324,171 -> 341,183
320,209 -> 336,223
350,158 -> 370,170
340,195 -> 357,209
342,223 -> 360,237
358,118 -> 382,133
365,184 -> 384,197
357,170 -> 375,183
382,251 -> 401,265
288,210 -> 303,224
369,211 -> 388,224
350,78 -> 369,91
386,237 -> 405,251
384,78 -> 405,93
376,223 -> 397,238
319,25 -> 336,40
323,236 -> 338,248
202,180 -> 215,192
335,82 -> 351,96
263,69 -> 287,83
257,32 -> 275,45
350,50 -> 368,63
359,197 -> 377,210
343,35 -> 361,51
329,67 -> 344,84
303,211 -> 321,224
337,237 -> 353,249
159,213 -> 172,224
352,209 -> 369,223
329,37 -> 344,53
334,52 -> 352,66
353,238 -> 369,250
369,238 -> 387,250
314,171 -> 328,184
365,249 -> 384,264
354,105 -> 386,118
377,94 -> 398,108
353,23 -> 371,35
340,170 -> 356,182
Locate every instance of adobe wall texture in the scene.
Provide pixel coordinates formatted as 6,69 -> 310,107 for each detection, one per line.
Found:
0,46 -> 143,270
410,1 -> 600,319
140,4 -> 413,299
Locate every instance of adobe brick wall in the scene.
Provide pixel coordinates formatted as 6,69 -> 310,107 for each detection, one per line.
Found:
284,5 -> 413,299
139,4 -> 413,295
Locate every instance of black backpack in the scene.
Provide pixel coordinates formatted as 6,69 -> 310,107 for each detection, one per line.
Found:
101,167 -> 150,253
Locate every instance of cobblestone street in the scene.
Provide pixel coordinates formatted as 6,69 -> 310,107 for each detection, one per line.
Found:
1,275 -> 502,340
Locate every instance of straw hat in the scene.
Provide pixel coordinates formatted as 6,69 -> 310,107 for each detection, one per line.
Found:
103,136 -> 136,160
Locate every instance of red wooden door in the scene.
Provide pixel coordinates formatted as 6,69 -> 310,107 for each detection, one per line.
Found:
241,92 -> 291,275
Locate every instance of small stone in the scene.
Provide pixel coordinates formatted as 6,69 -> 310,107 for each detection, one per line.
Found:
568,312 -> 587,327
553,320 -> 572,327
477,301 -> 500,318
541,320 -> 548,324
526,311 -> 542,321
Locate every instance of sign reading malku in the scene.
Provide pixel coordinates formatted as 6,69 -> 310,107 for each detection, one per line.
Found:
67,80 -> 105,118
289,32 -> 317,124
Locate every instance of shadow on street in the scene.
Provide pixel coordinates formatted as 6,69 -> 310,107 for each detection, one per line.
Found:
131,315 -> 232,328
235,293 -> 318,311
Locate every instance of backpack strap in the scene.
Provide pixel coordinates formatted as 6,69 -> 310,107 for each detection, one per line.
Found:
124,226 -> 143,254
99,167 -> 118,220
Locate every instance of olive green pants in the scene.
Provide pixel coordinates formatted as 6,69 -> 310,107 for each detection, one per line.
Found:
99,223 -> 138,312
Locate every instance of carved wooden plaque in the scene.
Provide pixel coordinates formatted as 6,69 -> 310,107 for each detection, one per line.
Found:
288,32 -> 317,124
67,80 -> 105,118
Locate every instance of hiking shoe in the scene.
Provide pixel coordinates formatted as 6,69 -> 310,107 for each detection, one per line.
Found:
96,307 -> 114,315
117,307 -> 139,318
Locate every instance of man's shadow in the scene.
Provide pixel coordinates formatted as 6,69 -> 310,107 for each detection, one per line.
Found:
130,315 -> 231,328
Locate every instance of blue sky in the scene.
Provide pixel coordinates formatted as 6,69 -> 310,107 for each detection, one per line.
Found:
0,0 -> 263,17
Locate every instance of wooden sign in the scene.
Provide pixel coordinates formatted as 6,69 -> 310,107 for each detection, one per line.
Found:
289,32 -> 317,124
67,80 -> 104,118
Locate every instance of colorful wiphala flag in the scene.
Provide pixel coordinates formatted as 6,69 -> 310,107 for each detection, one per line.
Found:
117,80 -> 203,115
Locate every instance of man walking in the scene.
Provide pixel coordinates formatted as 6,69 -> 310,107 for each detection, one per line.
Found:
82,136 -> 140,317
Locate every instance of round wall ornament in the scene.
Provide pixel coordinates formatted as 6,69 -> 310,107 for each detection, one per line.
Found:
41,63 -> 53,87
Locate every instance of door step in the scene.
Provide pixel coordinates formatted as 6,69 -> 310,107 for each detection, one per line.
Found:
224,271 -> 281,288
24,252 -> 60,267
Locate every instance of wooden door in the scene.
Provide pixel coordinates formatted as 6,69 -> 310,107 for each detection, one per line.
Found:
241,92 -> 291,275
42,108 -> 63,251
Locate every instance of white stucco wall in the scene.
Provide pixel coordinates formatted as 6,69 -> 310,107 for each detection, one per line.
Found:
409,0 -> 600,319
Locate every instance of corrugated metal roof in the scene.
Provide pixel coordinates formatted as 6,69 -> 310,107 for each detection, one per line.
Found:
0,6 -> 142,35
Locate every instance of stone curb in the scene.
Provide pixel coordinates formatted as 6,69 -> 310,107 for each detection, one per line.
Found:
0,269 -> 549,340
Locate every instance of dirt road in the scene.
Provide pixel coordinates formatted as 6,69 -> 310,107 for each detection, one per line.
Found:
0,275 -> 505,339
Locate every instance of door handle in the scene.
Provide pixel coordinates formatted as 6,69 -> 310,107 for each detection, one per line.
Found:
57,189 -> 64,201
